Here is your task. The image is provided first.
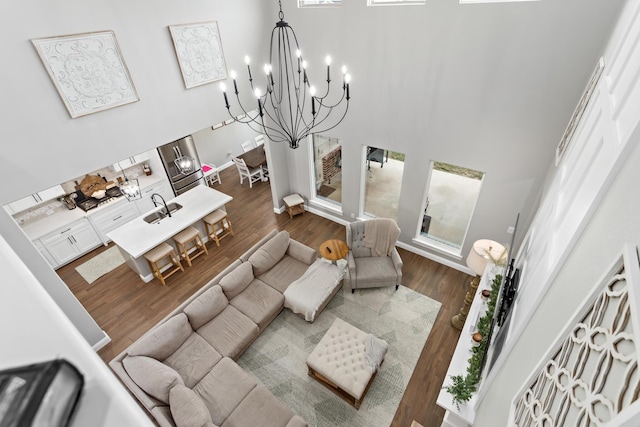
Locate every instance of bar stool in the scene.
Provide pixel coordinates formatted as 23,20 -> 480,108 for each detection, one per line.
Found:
173,226 -> 208,267
203,210 -> 234,246
144,242 -> 184,286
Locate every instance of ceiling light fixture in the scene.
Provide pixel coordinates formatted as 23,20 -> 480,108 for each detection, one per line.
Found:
220,0 -> 351,149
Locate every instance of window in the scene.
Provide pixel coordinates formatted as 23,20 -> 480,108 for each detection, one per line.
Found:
418,161 -> 484,253
368,0 -> 425,6
298,0 -> 342,7
460,0 -> 539,3
312,134 -> 342,207
362,146 -> 404,220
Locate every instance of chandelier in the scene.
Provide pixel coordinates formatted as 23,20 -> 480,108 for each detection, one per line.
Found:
220,0 -> 351,149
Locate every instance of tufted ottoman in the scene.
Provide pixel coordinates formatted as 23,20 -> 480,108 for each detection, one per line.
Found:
306,318 -> 385,409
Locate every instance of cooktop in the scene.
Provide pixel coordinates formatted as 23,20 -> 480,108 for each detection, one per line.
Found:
75,186 -> 124,212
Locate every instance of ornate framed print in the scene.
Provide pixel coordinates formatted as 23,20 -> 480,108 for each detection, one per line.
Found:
169,21 -> 228,89
32,31 -> 139,118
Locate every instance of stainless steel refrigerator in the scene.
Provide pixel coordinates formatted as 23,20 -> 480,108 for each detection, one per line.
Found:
157,135 -> 205,195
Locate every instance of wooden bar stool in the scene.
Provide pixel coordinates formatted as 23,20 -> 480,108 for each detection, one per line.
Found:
203,210 -> 234,246
173,226 -> 208,267
144,242 -> 184,286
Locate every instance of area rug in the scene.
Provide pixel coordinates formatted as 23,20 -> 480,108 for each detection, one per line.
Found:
237,285 -> 441,427
318,184 -> 336,197
75,246 -> 125,284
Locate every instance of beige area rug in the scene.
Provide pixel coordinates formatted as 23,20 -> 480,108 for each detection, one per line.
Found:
237,284 -> 441,427
75,246 -> 125,284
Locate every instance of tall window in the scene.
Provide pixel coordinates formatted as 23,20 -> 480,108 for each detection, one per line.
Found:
312,134 -> 342,207
419,161 -> 484,252
362,146 -> 404,220
299,0 -> 342,7
368,0 -> 425,5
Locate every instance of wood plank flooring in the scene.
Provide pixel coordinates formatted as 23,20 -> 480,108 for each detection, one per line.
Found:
56,165 -> 469,427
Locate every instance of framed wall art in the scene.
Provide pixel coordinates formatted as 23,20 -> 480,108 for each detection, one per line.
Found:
169,21 -> 228,89
32,31 -> 139,118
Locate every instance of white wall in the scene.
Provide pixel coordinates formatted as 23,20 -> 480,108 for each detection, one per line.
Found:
276,0 -> 625,268
0,234 -> 154,426
474,0 -> 640,424
192,120 -> 262,168
0,0 -> 268,204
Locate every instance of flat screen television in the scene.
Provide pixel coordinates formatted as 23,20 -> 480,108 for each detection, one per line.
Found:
477,213 -> 520,381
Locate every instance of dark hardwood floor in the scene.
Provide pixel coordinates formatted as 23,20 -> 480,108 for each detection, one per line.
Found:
56,166 -> 469,427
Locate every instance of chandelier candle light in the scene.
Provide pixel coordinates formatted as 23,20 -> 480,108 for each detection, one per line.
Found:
220,0 -> 351,149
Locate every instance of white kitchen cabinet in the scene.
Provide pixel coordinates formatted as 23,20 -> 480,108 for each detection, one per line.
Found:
135,181 -> 173,214
114,152 -> 151,171
41,218 -> 101,267
88,199 -> 140,244
7,184 -> 65,214
33,239 -> 56,268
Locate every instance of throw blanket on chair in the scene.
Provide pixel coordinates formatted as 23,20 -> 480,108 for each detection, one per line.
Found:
363,219 -> 400,257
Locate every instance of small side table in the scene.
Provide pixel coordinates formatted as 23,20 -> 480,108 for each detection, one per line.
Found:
283,193 -> 305,219
319,239 -> 349,265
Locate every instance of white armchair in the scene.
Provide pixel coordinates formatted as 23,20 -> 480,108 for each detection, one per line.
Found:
345,219 -> 403,293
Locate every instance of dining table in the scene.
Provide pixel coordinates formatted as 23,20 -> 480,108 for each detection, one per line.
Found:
238,145 -> 267,169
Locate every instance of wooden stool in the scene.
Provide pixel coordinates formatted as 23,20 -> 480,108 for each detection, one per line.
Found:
144,242 -> 184,286
283,193 -> 305,219
173,226 -> 208,267
203,210 -> 234,247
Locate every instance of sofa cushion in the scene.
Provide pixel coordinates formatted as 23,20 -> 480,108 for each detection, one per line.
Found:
353,256 -> 398,284
122,355 -> 184,404
184,286 -> 229,330
128,313 -> 192,360
164,333 -> 223,388
196,305 -> 259,359
218,262 -> 254,300
193,357 -> 257,427
169,385 -> 217,427
230,279 -> 284,330
249,230 -> 290,276
257,255 -> 310,293
221,385 -> 295,427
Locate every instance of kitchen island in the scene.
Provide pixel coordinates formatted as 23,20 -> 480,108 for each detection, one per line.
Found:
107,185 -> 232,282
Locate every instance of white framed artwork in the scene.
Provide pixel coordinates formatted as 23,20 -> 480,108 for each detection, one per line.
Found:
169,21 -> 228,89
510,244 -> 640,426
32,31 -> 139,118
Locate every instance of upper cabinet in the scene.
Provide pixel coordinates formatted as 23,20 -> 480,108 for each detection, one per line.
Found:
113,152 -> 150,171
6,185 -> 65,214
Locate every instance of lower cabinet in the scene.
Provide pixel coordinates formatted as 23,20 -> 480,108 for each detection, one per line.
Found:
33,239 -> 56,268
40,218 -> 102,268
88,199 -> 140,244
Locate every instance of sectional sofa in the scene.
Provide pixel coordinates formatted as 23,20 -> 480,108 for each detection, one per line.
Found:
110,229 -> 319,427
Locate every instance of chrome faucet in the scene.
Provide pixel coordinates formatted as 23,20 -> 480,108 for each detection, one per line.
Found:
151,193 -> 171,217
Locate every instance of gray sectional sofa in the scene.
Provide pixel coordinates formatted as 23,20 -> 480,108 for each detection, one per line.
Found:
110,229 -> 317,427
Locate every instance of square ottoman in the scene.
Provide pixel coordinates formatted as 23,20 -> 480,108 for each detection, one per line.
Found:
306,318 -> 386,409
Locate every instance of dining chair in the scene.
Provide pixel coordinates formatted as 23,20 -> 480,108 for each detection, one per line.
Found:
241,139 -> 257,153
254,135 -> 265,146
231,157 -> 263,188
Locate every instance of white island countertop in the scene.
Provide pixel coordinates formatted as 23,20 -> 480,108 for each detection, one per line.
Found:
107,185 -> 232,259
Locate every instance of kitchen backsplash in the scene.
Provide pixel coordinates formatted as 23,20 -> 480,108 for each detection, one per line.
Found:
13,163 -> 146,226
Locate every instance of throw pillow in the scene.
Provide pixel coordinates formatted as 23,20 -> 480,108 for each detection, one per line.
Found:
169,385 -> 216,427
128,313 -> 192,360
184,286 -> 229,330
248,230 -> 290,276
218,262 -> 254,300
122,355 -> 184,404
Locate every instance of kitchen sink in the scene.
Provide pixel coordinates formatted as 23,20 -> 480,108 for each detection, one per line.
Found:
143,203 -> 183,224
